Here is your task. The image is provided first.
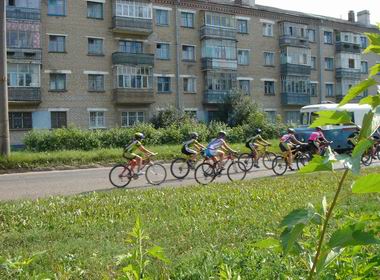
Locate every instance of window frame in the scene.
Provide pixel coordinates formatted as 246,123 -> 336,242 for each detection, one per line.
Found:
49,73 -> 67,91
263,52 -> 275,66
237,49 -> 249,65
155,9 -> 169,26
264,80 -> 275,95
51,111 -> 67,129
156,43 -> 170,60
87,1 -> 103,20
47,0 -> 67,16
121,111 -> 145,127
238,79 -> 250,95
183,77 -> 196,93
262,22 -> 273,37
324,31 -> 333,44
89,111 -> 106,129
325,83 -> 334,97
88,74 -> 105,92
324,57 -> 334,71
87,37 -> 104,56
8,112 -> 33,130
157,76 -> 171,93
180,12 -> 194,28
48,35 -> 66,53
237,19 -> 248,34
360,61 -> 368,74
182,45 -> 196,61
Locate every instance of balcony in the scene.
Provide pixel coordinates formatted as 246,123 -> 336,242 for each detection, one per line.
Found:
6,6 -> 40,20
280,35 -> 309,48
8,87 -> 41,104
200,25 -> 237,40
281,63 -> 311,76
203,90 -> 230,104
113,88 -> 155,105
112,52 -> 154,66
282,92 -> 310,106
201,58 -> 237,71
335,95 -> 363,103
112,16 -> 152,36
335,68 -> 361,80
335,42 -> 361,53
7,48 -> 42,62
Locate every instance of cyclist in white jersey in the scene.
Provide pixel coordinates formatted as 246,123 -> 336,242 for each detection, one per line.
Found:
205,131 -> 237,166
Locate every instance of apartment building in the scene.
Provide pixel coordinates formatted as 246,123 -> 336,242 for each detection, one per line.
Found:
5,0 -> 380,146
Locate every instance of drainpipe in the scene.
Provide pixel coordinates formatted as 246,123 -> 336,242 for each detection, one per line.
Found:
174,0 -> 182,111
317,22 -> 323,104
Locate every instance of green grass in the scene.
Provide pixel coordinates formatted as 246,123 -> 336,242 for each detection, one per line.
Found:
0,168 -> 379,279
0,140 -> 280,170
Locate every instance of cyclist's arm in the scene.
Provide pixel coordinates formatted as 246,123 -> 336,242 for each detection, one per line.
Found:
222,141 -> 236,153
194,140 -> 206,149
290,135 -> 303,145
138,145 -> 155,155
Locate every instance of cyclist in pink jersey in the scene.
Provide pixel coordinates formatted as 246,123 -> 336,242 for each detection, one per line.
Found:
308,127 -> 329,154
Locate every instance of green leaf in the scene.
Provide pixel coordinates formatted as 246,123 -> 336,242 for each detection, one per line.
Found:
280,207 -> 318,227
363,45 -> 380,54
359,94 -> 380,110
369,64 -> 380,77
352,139 -> 373,159
147,246 -> 170,263
358,111 -> 374,140
328,225 -> 380,248
352,174 -> 380,193
253,238 -> 280,249
338,79 -> 377,107
310,111 -> 352,128
322,196 -> 328,216
366,33 -> 380,46
316,248 -> 344,274
299,155 -> 333,174
280,224 -> 304,255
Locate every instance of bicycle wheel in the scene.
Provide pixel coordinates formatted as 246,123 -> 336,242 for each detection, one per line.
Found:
145,163 -> 167,185
262,152 -> 276,170
272,156 -> 288,176
361,152 -> 373,166
238,153 -> 254,171
227,161 -> 247,182
170,158 -> 190,179
296,153 -> 311,170
109,164 -> 132,188
195,162 -> 215,185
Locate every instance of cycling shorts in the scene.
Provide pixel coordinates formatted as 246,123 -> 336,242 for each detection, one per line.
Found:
181,146 -> 197,156
205,148 -> 218,158
124,152 -> 138,160
279,142 -> 290,152
245,142 -> 258,151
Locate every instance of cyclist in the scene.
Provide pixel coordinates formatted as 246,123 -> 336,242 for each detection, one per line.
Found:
181,132 -> 205,167
279,128 -> 305,170
123,132 -> 156,175
205,131 -> 237,168
246,128 -> 271,168
308,126 -> 329,155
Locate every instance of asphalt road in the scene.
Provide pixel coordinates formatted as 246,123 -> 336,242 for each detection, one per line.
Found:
0,162 -> 379,201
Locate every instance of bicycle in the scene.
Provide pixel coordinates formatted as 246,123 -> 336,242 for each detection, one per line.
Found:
238,144 -> 276,171
194,151 -> 247,185
109,154 -> 167,188
170,150 -> 205,179
272,144 -> 311,176
361,141 -> 380,166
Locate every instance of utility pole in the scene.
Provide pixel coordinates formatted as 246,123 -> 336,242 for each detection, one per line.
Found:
0,0 -> 10,157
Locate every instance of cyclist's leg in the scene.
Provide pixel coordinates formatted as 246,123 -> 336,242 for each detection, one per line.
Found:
134,154 -> 142,172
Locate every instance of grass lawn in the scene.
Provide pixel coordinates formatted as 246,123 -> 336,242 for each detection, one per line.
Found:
0,140 -> 281,170
0,167 -> 379,279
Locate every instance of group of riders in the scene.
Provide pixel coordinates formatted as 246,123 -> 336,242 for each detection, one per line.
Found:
122,123 -> 380,176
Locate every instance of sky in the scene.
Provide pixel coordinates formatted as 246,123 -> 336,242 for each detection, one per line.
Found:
256,0 -> 379,24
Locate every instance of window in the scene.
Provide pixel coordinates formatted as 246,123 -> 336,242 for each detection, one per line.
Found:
49,73 -> 66,91
201,39 -> 237,60
48,0 -> 66,16
156,43 -> 170,59
119,41 -> 143,53
324,57 -> 334,70
325,83 -> 334,97
205,12 -> 235,29
286,111 -> 300,125
238,50 -> 249,65
48,35 -> 65,52
264,81 -> 275,95
7,0 -> 39,8
88,38 -> 103,55
362,89 -> 368,97
310,83 -> 318,96
115,1 -> 152,19
311,56 -> 317,70
6,30 -> 34,48
181,12 -> 194,28
361,61 -> 368,73
324,31 -> 333,44
183,77 -> 196,93
51,111 -> 67,129
157,77 -> 171,93
237,19 -> 248,33
239,80 -> 250,95
116,65 -> 152,89
348,59 -> 355,69
121,112 -> 144,127
182,45 -> 195,61
360,36 -> 368,49
87,1 -> 103,19
184,110 -> 197,119
89,111 -> 105,128
9,112 -> 32,129
262,23 -> 273,37
205,72 -> 237,91
7,63 -> 40,87
264,52 -> 274,66
265,111 -> 277,123
88,74 -> 104,91
155,9 -> 168,25
308,29 -> 316,42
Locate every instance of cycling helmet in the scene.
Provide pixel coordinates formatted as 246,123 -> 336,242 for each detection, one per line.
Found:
287,128 -> 295,134
189,132 -> 199,139
134,132 -> 144,140
256,128 -> 262,134
218,130 -> 227,138
316,126 -> 322,131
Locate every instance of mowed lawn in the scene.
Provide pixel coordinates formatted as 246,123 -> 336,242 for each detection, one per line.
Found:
0,168 -> 379,279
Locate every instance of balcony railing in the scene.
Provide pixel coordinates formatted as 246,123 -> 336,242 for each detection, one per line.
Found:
112,52 -> 154,66
279,35 -> 309,48
201,58 -> 237,71
335,95 -> 363,103
335,68 -> 361,80
282,92 -> 310,106
200,25 -> 237,40
203,90 -> 231,104
7,48 -> 42,62
8,87 -> 41,104
281,63 -> 311,76
113,88 -> 155,105
6,6 -> 40,20
335,42 -> 361,53
112,16 -> 153,36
